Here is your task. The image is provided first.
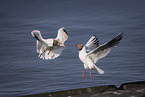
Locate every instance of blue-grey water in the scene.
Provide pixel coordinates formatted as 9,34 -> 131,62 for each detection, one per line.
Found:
0,0 -> 145,97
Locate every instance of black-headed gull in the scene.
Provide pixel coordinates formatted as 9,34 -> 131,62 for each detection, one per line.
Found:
31,27 -> 68,60
75,32 -> 123,79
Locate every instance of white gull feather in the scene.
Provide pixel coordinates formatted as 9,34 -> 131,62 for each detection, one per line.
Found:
75,32 -> 123,79
31,27 -> 68,60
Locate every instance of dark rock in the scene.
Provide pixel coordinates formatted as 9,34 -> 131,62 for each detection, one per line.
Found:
20,81 -> 145,97
20,85 -> 117,97
119,80 -> 145,90
141,94 -> 145,97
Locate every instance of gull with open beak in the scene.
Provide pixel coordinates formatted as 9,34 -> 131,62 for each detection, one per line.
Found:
75,32 -> 123,79
31,27 -> 68,60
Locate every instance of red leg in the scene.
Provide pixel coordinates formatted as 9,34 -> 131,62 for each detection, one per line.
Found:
82,69 -> 86,78
90,69 -> 92,79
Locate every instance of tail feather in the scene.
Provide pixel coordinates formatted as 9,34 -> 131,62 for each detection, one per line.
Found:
94,65 -> 104,74
39,48 -> 63,60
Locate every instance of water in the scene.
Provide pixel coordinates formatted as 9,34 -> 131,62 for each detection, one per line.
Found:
0,0 -> 145,97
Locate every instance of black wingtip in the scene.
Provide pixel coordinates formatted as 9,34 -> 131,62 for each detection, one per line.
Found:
34,34 -> 40,41
107,32 -> 123,47
116,32 -> 123,41
92,35 -> 97,38
63,29 -> 68,36
118,32 -> 123,36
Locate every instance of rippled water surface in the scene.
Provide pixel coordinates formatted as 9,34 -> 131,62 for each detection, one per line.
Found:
0,0 -> 145,97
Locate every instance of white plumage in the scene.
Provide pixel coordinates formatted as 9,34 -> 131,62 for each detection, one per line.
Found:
31,27 -> 68,60
75,32 -> 123,79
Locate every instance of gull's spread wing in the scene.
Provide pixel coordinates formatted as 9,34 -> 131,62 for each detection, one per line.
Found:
56,27 -> 68,44
87,32 -> 123,63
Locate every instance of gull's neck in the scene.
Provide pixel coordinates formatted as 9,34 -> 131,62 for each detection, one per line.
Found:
79,47 -> 87,54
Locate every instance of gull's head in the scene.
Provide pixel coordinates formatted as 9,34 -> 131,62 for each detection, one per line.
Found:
53,40 -> 62,47
31,30 -> 42,41
75,44 -> 84,51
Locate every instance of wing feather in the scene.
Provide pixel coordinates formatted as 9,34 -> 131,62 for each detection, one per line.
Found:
39,47 -> 64,60
85,35 -> 99,52
87,32 -> 123,63
56,27 -> 68,44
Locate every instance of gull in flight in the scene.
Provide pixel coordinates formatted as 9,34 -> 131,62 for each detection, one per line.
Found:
75,32 -> 123,79
31,27 -> 68,60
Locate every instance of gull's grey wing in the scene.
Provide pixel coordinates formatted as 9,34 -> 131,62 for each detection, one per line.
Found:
85,35 -> 99,52
87,32 -> 123,63
36,40 -> 49,56
36,40 -> 43,53
56,27 -> 68,44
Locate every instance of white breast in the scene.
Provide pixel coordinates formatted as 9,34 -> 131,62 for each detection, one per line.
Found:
79,47 -> 95,69
79,47 -> 87,63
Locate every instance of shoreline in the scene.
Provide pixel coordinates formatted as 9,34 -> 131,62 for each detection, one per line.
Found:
20,80 -> 145,97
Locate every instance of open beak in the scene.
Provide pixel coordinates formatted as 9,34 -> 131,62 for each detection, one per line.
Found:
74,45 -> 78,47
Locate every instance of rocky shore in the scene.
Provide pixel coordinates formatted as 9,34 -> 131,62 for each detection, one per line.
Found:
20,80 -> 145,97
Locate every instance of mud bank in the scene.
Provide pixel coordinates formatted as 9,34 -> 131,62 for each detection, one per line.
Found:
20,81 -> 145,97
